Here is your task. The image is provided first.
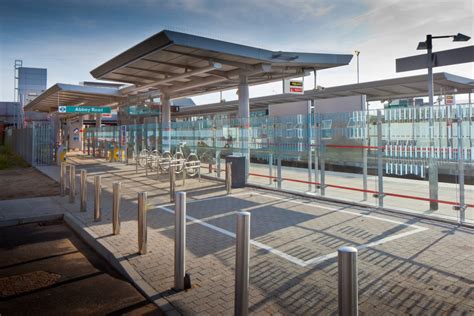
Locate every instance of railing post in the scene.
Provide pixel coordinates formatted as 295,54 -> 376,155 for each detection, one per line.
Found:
377,110 -> 384,208
268,153 -> 273,185
80,169 -> 87,212
174,191 -> 186,291
338,246 -> 358,316
320,144 -> 326,196
69,165 -> 76,203
235,211 -> 250,316
226,162 -> 232,195
94,175 -> 101,221
138,192 -> 147,255
113,181 -> 121,235
60,162 -> 66,196
170,163 -> 176,202
277,157 -> 282,190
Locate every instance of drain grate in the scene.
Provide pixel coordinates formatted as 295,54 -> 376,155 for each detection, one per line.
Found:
0,271 -> 61,297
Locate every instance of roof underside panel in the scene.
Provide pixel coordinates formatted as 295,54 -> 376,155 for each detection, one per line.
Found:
90,30 -> 353,99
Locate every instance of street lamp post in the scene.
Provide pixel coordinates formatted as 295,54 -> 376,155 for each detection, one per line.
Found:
417,33 -> 470,211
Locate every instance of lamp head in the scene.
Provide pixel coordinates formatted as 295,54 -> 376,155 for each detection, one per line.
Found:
417,41 -> 428,50
453,33 -> 470,42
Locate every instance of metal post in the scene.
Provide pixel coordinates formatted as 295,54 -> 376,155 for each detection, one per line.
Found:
60,162 -> 66,196
277,157 -> 282,190
94,175 -> 101,222
170,163 -> 176,202
307,100 -> 312,192
268,153 -> 273,185
182,168 -> 186,186
235,211 -> 250,316
338,246 -> 358,316
226,162 -> 232,194
314,110 -> 320,192
135,151 -> 138,173
456,106 -> 465,222
377,110 -> 384,208
320,144 -> 326,196
80,169 -> 87,212
362,108 -> 368,201
113,181 -> 121,235
217,151 -> 221,178
138,192 -> 147,255
145,152 -> 149,177
427,35 -> 438,211
69,165 -> 75,203
174,191 -> 186,291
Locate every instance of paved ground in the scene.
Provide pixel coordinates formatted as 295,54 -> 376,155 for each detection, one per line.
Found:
0,221 -> 161,315
29,156 -> 473,315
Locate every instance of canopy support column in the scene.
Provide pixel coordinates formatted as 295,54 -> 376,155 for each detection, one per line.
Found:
162,94 -> 171,152
238,75 -> 250,182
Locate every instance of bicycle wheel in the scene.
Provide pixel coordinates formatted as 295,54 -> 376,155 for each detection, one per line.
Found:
150,150 -> 161,170
174,152 -> 185,174
160,151 -> 172,172
186,153 -> 200,177
138,149 -> 149,167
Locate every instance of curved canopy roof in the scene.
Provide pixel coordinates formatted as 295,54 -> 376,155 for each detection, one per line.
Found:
24,83 -> 124,113
176,72 -> 474,117
90,30 -> 353,99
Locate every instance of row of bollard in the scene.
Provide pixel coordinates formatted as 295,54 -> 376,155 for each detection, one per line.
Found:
60,162 -> 357,316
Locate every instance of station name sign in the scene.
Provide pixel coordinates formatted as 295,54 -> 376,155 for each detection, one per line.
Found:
58,106 -> 111,114
283,79 -> 304,95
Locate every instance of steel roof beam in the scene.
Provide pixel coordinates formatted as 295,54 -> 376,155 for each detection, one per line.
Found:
121,62 -> 223,94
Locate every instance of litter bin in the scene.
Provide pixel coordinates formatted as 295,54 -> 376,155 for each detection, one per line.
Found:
225,155 -> 246,188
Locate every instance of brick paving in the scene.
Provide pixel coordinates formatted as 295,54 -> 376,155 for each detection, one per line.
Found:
6,157 -> 474,315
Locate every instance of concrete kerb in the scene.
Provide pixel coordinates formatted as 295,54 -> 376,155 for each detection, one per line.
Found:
63,213 -> 180,316
0,214 -> 64,228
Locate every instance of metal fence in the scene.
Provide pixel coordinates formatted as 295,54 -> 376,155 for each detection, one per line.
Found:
5,122 -> 54,166
84,103 -> 473,224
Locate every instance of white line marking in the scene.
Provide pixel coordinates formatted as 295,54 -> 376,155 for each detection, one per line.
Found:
158,190 -> 428,267
159,205 -> 307,266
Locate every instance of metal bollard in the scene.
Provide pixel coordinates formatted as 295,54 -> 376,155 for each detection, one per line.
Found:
235,211 -> 250,316
226,162 -> 232,195
174,192 -> 186,291
113,181 -> 121,235
138,192 -> 147,255
170,163 -> 176,202
69,165 -> 76,203
60,162 -> 66,196
338,246 -> 358,316
94,175 -> 102,221
80,169 -> 87,212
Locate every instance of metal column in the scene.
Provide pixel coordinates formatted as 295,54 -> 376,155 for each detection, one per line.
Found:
138,192 -> 147,255
174,192 -> 186,291
456,106 -> 465,222
80,169 -> 87,212
94,175 -> 101,221
235,211 -> 250,316
113,181 -> 121,235
238,75 -> 250,182
338,246 -> 358,316
277,157 -> 282,190
377,110 -> 384,208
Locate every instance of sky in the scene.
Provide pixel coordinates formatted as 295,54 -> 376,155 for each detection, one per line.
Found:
0,0 -> 473,104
